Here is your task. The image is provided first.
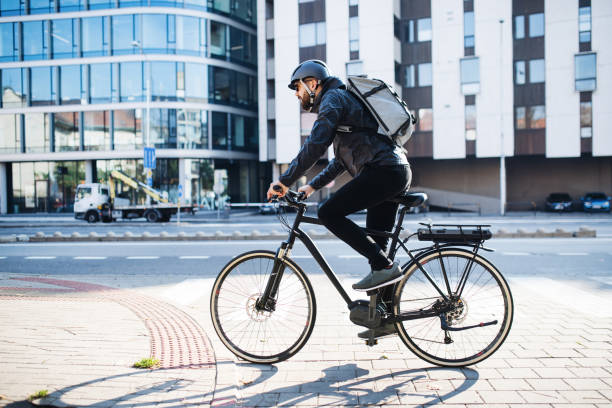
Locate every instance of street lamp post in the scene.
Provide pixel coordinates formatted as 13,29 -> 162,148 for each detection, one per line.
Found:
499,18 -> 506,216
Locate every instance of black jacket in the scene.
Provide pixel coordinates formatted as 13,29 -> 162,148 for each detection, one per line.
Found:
279,76 -> 408,190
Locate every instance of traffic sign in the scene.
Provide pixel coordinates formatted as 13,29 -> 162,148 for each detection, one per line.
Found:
178,184 -> 183,198
144,147 -> 156,169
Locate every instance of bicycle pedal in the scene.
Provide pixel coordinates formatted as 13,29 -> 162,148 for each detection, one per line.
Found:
365,338 -> 378,346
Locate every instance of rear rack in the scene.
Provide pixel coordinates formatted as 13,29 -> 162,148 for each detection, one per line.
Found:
417,223 -> 492,243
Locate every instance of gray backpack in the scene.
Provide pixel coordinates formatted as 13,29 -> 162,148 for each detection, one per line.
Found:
346,76 -> 416,149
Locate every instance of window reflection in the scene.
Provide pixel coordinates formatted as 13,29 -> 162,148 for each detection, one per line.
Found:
211,21 -> 227,57
418,63 -> 432,87
60,65 -> 82,105
460,57 -> 479,94
1,68 -> 26,108
1,0 -> 26,16
575,53 -> 596,91
1,23 -> 19,62
514,15 -> 524,39
0,114 -> 21,153
515,106 -> 526,129
142,14 -> 168,52
52,19 -> 78,58
88,0 -> 113,10
112,15 -> 139,55
178,109 -> 208,149
59,0 -> 86,12
580,101 -> 592,138
185,63 -> 206,102
84,111 -> 111,150
209,66 -> 256,108
151,62 -> 177,101
418,108 -> 433,131
230,27 -> 256,66
90,64 -> 112,103
25,113 -> 51,153
29,0 -> 53,14
514,61 -> 525,85
529,59 -> 544,83
528,105 -> 545,129
176,15 -> 202,55
113,109 -> 143,150
120,62 -> 143,102
23,21 -> 49,60
30,66 -> 56,106
529,13 -> 544,37
212,111 -> 228,149
82,17 -> 109,57
417,18 -> 432,42
149,108 -> 177,148
231,114 -> 257,152
54,112 -> 80,152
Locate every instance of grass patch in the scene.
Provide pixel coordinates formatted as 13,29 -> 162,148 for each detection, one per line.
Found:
133,357 -> 161,369
28,390 -> 49,401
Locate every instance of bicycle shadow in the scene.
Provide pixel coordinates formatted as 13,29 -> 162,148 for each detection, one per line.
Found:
238,363 -> 478,406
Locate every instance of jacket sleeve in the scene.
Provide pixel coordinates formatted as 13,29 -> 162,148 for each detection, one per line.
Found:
309,158 -> 345,190
278,91 -> 344,187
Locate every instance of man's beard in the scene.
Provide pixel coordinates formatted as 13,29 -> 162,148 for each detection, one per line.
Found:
299,92 -> 313,111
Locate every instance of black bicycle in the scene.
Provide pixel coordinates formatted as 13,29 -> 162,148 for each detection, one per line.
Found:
210,189 -> 513,367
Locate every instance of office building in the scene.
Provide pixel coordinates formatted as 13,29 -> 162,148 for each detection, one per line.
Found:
258,0 -> 611,213
0,0 -> 265,214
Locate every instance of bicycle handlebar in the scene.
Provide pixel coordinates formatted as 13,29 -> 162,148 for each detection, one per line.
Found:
271,185 -> 307,206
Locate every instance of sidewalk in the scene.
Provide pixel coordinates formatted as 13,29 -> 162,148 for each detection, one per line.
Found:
1,272 -> 611,407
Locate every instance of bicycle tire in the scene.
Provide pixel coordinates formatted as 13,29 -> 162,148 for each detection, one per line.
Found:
393,248 -> 513,367
210,250 -> 316,364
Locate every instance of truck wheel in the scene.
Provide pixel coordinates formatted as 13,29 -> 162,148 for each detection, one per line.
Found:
145,210 -> 160,223
86,211 -> 99,223
161,215 -> 171,222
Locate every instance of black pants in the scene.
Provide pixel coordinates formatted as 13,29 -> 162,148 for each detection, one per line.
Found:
317,164 -> 411,270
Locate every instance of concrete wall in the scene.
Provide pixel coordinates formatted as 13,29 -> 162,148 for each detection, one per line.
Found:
359,0 -> 395,83
592,0 -> 612,156
431,0 -> 465,159
545,0 -> 580,158
325,0 -> 349,79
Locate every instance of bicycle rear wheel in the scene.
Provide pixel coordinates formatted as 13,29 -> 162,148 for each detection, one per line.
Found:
393,248 -> 513,367
210,250 -> 316,364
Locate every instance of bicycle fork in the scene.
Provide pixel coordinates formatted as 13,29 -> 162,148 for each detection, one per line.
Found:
256,242 -> 290,312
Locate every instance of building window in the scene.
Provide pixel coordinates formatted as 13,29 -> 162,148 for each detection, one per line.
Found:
529,59 -> 545,83
30,0 -> 54,14
178,109 -> 207,149
529,13 -> 544,37
119,62 -> 143,102
142,14 -> 169,53
23,21 -> 49,60
418,63 -> 432,87
113,109 -> 143,150
59,65 -> 82,105
1,68 -> 26,108
210,21 -> 227,57
514,15 -> 524,39
212,111 -> 228,149
299,21 -> 325,47
346,61 -> 363,76
417,18 -> 432,42
418,108 -> 433,131
579,6 -> 591,44
528,105 -> 545,128
151,62 -> 177,101
465,103 -> 476,141
112,15 -> 139,55
575,53 -> 596,91
515,61 -> 526,84
52,19 -> 78,59
30,66 -> 57,106
89,63 -> 111,103
83,111 -> 111,151
231,114 -> 257,152
1,1 -> 26,16
515,106 -> 526,129
349,16 -> 359,58
177,15 -> 203,56
185,63 -> 206,102
580,101 -> 592,138
82,17 -> 109,57
0,114 -> 21,153
25,113 -> 51,153
0,22 -> 19,62
54,112 -> 80,152
59,0 -> 86,12
149,108 -> 177,149
404,65 -> 415,88
464,11 -> 474,49
460,57 -> 479,94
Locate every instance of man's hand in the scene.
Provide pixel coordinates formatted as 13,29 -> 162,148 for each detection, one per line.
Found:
298,184 -> 315,199
267,181 -> 288,201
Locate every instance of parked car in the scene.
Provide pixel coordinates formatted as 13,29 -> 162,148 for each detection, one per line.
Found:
258,203 -> 278,215
545,192 -> 573,212
580,192 -> 611,213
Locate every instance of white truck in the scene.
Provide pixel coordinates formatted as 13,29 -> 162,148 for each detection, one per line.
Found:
74,170 -> 196,223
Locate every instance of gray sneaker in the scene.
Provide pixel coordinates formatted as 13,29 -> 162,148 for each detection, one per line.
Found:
352,262 -> 403,291
358,322 -> 397,339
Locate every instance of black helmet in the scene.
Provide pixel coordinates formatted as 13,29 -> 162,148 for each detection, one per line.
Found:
288,60 -> 330,90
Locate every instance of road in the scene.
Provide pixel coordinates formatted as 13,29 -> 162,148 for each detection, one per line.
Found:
2,211 -> 612,237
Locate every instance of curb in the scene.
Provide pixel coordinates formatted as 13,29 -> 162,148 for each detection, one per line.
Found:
0,227 -> 597,243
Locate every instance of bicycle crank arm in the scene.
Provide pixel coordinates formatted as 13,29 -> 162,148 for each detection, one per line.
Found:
440,319 -> 498,332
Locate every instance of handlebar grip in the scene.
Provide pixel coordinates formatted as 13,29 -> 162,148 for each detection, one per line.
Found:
272,185 -> 284,193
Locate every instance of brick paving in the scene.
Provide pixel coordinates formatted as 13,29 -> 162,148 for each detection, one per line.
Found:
0,271 -> 611,407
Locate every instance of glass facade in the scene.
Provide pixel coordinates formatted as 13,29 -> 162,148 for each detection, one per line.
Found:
1,4 -> 260,213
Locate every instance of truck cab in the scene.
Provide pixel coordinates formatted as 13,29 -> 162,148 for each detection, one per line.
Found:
74,183 -> 110,223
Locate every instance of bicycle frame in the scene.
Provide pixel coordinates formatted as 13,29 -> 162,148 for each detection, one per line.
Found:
258,197 -> 487,317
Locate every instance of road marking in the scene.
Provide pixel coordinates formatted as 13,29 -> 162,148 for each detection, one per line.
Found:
339,255 -> 361,259
501,252 -> 530,256
74,256 -> 107,260
126,256 -> 160,260
558,252 -> 588,256
25,256 -> 56,260
178,256 -> 210,259
292,255 -> 312,258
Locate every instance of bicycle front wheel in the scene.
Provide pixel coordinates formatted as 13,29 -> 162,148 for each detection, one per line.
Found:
394,248 -> 513,367
210,250 -> 316,364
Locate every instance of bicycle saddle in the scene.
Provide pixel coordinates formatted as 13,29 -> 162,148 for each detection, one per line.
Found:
391,191 -> 427,207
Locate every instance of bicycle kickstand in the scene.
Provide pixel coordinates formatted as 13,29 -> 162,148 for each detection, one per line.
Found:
366,291 -> 378,347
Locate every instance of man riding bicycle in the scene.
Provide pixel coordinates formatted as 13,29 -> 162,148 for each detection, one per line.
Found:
266,60 -> 412,308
